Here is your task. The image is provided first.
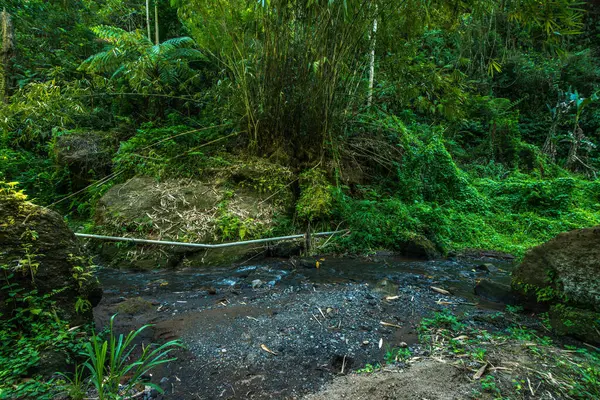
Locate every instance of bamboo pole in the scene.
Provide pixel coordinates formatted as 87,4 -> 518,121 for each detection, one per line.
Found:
367,6 -> 378,108
154,0 -> 159,45
146,0 -> 151,41
1,9 -> 15,103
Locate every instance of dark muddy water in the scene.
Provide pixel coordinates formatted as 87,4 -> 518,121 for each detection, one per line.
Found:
97,256 -> 513,303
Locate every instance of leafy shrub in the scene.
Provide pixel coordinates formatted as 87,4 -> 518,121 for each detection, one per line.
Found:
296,169 -> 334,222
0,282 -> 85,399
0,81 -> 87,145
0,148 -> 70,205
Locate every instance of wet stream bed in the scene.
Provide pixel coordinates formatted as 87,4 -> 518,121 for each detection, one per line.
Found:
94,255 -> 518,399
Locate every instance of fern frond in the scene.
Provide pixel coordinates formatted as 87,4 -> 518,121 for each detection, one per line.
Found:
91,25 -> 128,43
162,37 -> 196,48
166,48 -> 207,61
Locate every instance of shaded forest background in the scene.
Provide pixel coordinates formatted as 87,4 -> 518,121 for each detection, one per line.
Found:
1,0 -> 600,256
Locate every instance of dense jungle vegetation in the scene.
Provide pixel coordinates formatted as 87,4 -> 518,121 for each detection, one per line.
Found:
1,1 -> 600,399
0,0 -> 600,253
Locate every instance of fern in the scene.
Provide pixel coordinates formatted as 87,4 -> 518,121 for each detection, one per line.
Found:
80,26 -> 206,93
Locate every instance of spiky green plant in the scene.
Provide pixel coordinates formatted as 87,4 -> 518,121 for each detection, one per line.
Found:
82,314 -> 183,400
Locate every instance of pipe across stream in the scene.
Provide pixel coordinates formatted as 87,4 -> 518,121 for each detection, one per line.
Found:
75,230 -> 348,249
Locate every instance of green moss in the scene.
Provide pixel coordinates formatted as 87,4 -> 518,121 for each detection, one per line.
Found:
115,297 -> 154,314
549,304 -> 600,343
296,169 -> 333,222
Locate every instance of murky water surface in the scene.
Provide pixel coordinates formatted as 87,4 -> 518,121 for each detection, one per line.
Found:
98,256 -> 513,306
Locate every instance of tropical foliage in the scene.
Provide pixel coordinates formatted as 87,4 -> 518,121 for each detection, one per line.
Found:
0,0 -> 600,395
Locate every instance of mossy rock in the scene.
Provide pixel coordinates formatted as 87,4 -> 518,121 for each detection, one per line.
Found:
95,242 -> 183,270
0,184 -> 101,326
474,279 -> 521,306
52,129 -> 116,188
92,175 -> 289,269
397,234 -> 441,260
512,227 -> 600,311
549,304 -> 600,344
116,297 -> 154,314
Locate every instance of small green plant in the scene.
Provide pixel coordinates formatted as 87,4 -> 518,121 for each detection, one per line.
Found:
480,375 -> 501,395
420,311 -> 465,332
69,254 -> 95,289
384,347 -> 412,364
448,338 -> 466,355
17,243 -> 40,283
57,364 -> 87,400
472,348 -> 487,362
512,378 -> 525,395
505,305 -> 524,314
82,314 -> 184,399
75,297 -> 92,314
356,363 -> 380,374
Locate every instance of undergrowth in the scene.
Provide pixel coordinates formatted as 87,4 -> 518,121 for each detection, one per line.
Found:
330,118 -> 600,257
418,310 -> 600,399
0,280 -> 87,399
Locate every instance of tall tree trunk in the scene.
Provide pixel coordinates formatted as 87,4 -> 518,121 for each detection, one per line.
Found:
0,9 -> 15,104
154,0 -> 159,45
146,0 -> 151,42
367,8 -> 378,108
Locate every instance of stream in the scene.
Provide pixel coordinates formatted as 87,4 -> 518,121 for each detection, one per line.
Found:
94,255 -> 516,399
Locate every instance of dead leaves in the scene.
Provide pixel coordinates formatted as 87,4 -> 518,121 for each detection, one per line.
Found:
473,363 -> 488,380
431,286 -> 452,296
260,344 -> 278,355
380,321 -> 402,329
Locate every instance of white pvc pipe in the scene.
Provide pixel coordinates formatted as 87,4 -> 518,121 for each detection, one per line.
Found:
74,230 -> 347,249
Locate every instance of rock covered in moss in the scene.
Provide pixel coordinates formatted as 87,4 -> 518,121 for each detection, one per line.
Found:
93,175 -> 293,269
0,185 -> 102,326
397,234 -> 441,260
512,227 -> 600,343
549,304 -> 600,344
52,129 -> 116,188
116,297 -> 154,314
512,227 -> 600,310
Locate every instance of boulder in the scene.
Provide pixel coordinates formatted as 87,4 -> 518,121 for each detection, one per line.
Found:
92,176 -> 290,269
116,297 -> 154,314
549,304 -> 600,344
512,227 -> 600,343
397,234 -> 441,260
52,130 -> 116,188
0,187 -> 102,326
512,227 -> 600,311
474,279 -> 520,305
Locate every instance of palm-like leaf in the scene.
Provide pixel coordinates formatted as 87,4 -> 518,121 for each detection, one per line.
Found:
80,25 -> 205,93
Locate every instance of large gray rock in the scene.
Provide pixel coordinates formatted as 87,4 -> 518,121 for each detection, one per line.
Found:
512,227 -> 600,310
93,176 -> 291,269
512,227 -> 600,343
0,189 -> 102,326
52,130 -> 115,188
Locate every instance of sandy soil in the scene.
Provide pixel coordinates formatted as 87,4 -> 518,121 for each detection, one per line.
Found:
305,361 -> 472,400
